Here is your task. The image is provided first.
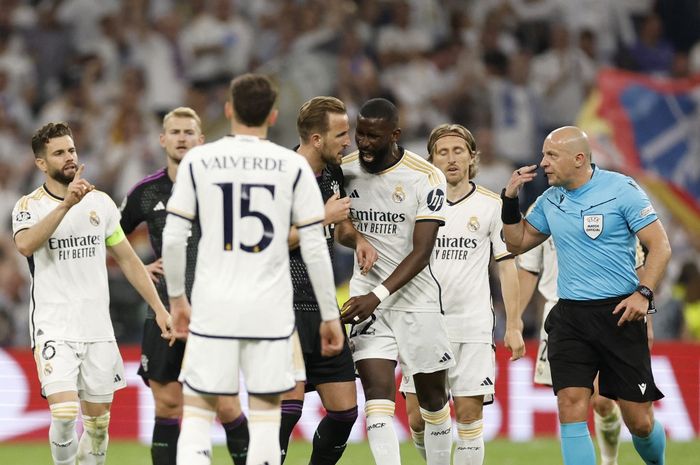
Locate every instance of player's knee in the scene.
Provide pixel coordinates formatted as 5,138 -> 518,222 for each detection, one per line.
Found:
216,400 -> 242,423
626,415 -> 654,437
50,402 -> 79,441
154,395 -> 182,418
591,395 -> 615,417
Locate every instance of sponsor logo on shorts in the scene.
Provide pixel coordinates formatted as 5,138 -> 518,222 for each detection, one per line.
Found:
638,383 -> 647,394
114,374 -> 122,383
480,377 -> 494,386
438,352 -> 452,363
43,363 -> 53,376
196,450 -> 211,458
141,355 -> 149,372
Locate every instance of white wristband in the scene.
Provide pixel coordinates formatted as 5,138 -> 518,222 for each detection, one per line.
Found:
371,284 -> 391,302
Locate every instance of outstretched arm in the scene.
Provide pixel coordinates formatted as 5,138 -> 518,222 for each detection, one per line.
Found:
340,220 -> 439,323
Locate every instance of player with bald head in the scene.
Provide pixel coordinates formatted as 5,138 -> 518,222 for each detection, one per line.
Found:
501,126 -> 671,465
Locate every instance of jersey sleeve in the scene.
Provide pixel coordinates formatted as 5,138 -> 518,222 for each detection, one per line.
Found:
490,200 -> 510,260
11,196 -> 38,237
119,189 -> 143,234
619,177 -> 658,233
524,194 -> 550,235
517,240 -> 544,274
416,170 -> 446,225
292,161 -> 325,228
103,194 -> 125,246
166,155 -> 197,221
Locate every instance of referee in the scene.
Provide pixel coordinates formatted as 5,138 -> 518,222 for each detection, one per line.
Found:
502,126 -> 670,465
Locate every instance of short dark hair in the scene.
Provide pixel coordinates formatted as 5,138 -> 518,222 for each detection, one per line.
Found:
297,96 -> 346,143
229,74 -> 277,127
359,98 -> 399,127
31,122 -> 73,158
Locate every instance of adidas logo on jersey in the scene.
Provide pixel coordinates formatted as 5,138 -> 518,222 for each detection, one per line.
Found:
480,377 -> 494,386
349,189 -> 360,198
153,201 -> 166,211
438,352 -> 452,363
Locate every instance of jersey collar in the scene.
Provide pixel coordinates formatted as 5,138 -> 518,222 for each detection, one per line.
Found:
42,183 -> 65,201
447,181 -> 476,206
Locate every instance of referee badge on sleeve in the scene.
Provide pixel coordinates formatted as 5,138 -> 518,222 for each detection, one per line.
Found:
583,214 -> 603,239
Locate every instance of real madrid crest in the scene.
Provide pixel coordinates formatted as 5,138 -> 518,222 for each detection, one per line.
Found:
44,363 -> 53,376
468,216 -> 480,232
392,184 -> 406,203
89,211 -> 100,226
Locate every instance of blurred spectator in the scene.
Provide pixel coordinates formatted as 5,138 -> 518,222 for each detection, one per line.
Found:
676,261 -> 700,341
626,13 -> 674,76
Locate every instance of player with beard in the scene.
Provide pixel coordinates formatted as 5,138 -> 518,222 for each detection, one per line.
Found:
340,98 -> 454,465
12,122 -> 172,465
120,108 -> 249,465
278,96 -> 377,464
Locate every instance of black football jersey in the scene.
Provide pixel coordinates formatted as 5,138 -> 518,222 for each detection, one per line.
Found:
290,162 -> 345,310
120,168 -> 200,316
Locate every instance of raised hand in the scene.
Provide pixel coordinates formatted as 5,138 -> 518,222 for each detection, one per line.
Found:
325,192 -> 351,225
504,165 -> 538,198
64,164 -> 95,207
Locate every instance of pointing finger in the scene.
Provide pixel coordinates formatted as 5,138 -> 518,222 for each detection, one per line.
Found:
74,164 -> 85,180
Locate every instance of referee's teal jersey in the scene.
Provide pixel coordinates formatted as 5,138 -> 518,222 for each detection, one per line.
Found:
525,165 -> 657,300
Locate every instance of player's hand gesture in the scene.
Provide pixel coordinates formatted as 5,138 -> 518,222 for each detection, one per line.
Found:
63,164 -> 95,208
504,165 -> 537,199
154,305 -> 176,346
145,258 -> 164,283
356,235 -> 378,275
325,192 -> 351,225
340,293 -> 380,324
504,327 -> 526,361
613,292 -> 648,326
168,295 -> 191,340
319,319 -> 344,357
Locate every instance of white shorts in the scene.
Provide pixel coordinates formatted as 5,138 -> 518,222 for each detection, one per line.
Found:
349,309 -> 455,377
33,338 -> 126,402
291,330 -> 306,383
180,333 -> 296,396
400,342 -> 495,403
534,303 -> 554,386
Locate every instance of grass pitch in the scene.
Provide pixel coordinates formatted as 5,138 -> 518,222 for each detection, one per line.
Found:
1,439 -> 698,464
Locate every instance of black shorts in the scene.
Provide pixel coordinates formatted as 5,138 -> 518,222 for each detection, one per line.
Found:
295,307 -> 356,392
137,318 -> 186,385
544,296 -> 663,402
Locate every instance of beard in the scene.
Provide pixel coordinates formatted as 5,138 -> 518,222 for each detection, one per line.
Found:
358,144 -> 391,173
49,165 -> 76,185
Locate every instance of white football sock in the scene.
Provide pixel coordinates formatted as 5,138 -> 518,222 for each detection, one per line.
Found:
420,403 -> 452,465
248,408 -> 282,465
411,427 -> 427,461
177,405 -> 215,465
594,403 -> 621,465
49,401 -> 79,465
77,411 -> 110,465
454,419 -> 485,465
365,399 -> 401,465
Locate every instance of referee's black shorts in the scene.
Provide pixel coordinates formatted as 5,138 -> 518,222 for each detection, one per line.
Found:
137,318 -> 186,386
544,296 -> 663,402
294,305 -> 356,392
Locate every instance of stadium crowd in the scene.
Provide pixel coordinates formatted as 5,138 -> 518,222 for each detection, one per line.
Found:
1,0 -> 699,347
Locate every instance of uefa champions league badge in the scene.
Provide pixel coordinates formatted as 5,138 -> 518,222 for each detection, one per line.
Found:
468,216 -> 480,232
392,184 -> 406,203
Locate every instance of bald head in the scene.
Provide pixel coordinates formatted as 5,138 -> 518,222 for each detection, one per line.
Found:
545,126 -> 591,161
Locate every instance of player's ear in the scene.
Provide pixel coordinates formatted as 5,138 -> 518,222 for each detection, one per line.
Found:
267,108 -> 279,128
159,132 -> 166,148
392,127 -> 401,142
35,156 -> 47,173
224,101 -> 233,120
311,133 -> 322,148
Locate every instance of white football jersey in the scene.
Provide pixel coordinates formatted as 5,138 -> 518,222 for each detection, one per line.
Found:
434,184 -> 511,343
12,187 -> 123,346
517,237 -> 559,314
166,135 -> 325,338
342,148 -> 446,312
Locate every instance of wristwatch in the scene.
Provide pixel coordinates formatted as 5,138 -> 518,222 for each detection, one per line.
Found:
635,285 -> 656,314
